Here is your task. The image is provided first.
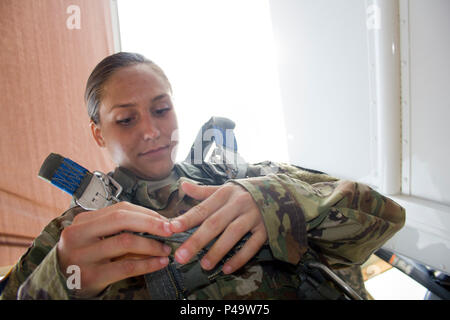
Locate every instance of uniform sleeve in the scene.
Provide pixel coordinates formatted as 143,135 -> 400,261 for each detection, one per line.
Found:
230,162 -> 405,267
0,206 -> 84,300
16,246 -> 71,299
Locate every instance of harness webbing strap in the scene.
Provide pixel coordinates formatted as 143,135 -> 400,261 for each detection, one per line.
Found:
144,265 -> 181,300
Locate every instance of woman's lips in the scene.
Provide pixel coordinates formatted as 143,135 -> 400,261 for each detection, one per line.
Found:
138,145 -> 170,158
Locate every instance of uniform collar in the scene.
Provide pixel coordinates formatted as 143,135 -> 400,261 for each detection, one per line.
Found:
110,164 -> 201,210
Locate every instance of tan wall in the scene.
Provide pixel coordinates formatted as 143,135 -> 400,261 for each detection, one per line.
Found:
0,0 -> 116,266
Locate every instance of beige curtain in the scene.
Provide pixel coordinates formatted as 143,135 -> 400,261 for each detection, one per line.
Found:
0,0 -> 116,266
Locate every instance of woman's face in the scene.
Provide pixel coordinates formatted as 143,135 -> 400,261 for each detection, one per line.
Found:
91,63 -> 178,180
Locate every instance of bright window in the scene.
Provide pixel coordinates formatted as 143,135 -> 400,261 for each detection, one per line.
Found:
117,0 -> 289,164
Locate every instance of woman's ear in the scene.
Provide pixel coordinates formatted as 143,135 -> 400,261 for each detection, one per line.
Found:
90,121 -> 106,147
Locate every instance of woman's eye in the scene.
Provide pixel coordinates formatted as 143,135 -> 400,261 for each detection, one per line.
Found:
154,107 -> 171,116
116,117 -> 134,125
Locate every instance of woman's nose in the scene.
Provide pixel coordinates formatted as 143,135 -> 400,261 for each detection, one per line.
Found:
141,115 -> 160,141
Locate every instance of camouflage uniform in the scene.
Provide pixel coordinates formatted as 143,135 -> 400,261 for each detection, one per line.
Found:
0,161 -> 405,299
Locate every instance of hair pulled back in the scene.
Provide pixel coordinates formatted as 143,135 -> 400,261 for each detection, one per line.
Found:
85,52 -> 171,124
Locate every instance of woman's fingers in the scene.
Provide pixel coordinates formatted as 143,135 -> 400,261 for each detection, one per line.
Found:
80,256 -> 170,297
77,232 -> 172,264
74,201 -> 169,224
180,182 -> 219,200
199,214 -> 268,273
169,183 -> 225,233
58,221 -> 173,298
221,227 -> 267,274
172,182 -> 268,271
198,217 -> 250,270
173,204 -> 237,264
67,209 -> 172,246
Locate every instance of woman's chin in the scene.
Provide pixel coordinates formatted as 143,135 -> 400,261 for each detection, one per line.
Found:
135,162 -> 175,181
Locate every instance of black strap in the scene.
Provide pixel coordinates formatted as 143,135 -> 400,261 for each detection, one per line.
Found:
297,263 -> 346,300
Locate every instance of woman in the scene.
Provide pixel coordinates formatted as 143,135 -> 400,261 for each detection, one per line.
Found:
0,52 -> 405,300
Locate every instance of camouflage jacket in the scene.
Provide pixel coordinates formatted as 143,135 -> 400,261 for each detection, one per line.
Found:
0,161 -> 405,299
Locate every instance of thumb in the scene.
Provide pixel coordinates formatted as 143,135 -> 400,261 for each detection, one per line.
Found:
181,182 -> 219,200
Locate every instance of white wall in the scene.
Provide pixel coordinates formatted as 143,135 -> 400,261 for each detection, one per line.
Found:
268,0 -> 376,184
407,0 -> 450,206
389,0 -> 450,274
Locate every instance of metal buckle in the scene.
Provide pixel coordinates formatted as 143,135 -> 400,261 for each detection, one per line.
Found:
93,171 -> 123,202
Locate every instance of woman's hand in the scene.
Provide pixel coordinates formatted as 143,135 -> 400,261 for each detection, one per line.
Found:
57,201 -> 173,298
169,182 -> 267,274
